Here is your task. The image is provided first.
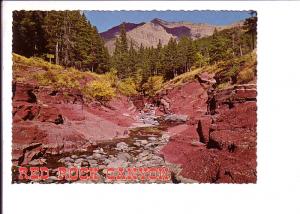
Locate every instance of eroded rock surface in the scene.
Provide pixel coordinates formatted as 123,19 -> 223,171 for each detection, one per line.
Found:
12,75 -> 257,184
160,81 -> 257,183
12,82 -> 137,166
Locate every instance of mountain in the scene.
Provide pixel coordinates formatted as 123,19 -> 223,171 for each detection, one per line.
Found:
100,18 -> 245,54
100,22 -> 145,40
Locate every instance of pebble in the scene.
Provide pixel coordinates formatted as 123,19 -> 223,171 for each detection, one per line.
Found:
136,139 -> 148,145
75,158 -> 84,164
88,159 -> 98,165
116,142 -> 129,151
93,153 -> 104,159
93,148 -> 104,153
28,158 -> 47,166
65,157 -> 74,162
81,160 -> 90,167
148,136 -> 157,141
107,159 -> 129,168
117,152 -> 132,162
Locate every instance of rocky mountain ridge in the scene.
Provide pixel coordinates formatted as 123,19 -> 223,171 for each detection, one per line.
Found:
101,18 -> 245,54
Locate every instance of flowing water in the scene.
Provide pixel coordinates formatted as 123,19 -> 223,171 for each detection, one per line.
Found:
12,106 -> 182,184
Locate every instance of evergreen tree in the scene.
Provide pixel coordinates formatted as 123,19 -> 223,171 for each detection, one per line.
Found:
244,12 -> 257,50
13,11 -> 110,73
13,11 -> 47,57
155,40 -> 164,75
164,38 -> 179,78
112,23 -> 129,78
128,40 -> 138,74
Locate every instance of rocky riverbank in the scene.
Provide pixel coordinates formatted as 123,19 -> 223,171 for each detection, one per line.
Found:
12,72 -> 257,184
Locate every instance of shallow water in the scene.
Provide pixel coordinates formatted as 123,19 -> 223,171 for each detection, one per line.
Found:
12,124 -> 173,184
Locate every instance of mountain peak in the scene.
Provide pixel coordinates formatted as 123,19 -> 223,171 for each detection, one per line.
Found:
151,18 -> 168,25
100,22 -> 145,40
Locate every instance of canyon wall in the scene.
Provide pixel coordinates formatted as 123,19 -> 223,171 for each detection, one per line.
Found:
12,82 -> 137,166
160,79 -> 257,183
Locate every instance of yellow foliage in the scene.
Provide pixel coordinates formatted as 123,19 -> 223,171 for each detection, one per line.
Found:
143,75 -> 164,96
162,51 -> 257,90
237,67 -> 255,84
13,53 -> 62,71
12,53 -> 118,101
83,80 -> 115,101
33,69 -> 80,89
118,77 -> 138,96
216,82 -> 231,90
101,70 -> 118,87
132,69 -> 143,86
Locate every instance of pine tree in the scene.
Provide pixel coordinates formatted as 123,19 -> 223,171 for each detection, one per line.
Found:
13,11 -> 111,73
155,40 -> 164,75
164,38 -> 179,78
244,12 -> 257,50
112,23 -> 129,78
13,11 -> 47,57
128,40 -> 138,74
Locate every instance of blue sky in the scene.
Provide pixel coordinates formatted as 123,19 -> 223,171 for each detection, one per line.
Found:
84,11 -> 252,33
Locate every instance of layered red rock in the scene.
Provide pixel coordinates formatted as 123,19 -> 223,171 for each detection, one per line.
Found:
161,82 -> 257,183
164,81 -> 208,120
12,82 -> 138,166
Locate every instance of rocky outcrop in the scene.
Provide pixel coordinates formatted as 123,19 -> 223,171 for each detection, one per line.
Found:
12,82 -> 138,166
161,83 -> 257,183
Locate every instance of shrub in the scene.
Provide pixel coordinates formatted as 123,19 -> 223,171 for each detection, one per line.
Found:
13,53 -> 62,71
83,80 -> 115,101
101,70 -> 118,87
56,72 -> 81,89
33,70 -> 57,86
237,67 -> 255,84
142,75 -> 164,96
33,70 -> 80,89
117,77 -> 138,96
216,82 -> 231,90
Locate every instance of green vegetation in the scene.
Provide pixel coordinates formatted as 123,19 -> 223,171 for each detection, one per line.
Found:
13,53 -> 116,100
13,53 -> 62,71
142,76 -> 164,96
162,51 -> 256,90
83,80 -> 115,101
13,11 -> 257,97
117,77 -> 138,96
13,11 -> 110,73
111,15 -> 256,85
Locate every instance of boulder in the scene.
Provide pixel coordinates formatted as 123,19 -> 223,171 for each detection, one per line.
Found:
164,114 -> 189,123
116,142 -> 129,151
197,116 -> 212,144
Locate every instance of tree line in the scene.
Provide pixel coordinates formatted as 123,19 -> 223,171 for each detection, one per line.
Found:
13,10 -> 257,82
13,11 -> 110,73
112,16 -> 257,81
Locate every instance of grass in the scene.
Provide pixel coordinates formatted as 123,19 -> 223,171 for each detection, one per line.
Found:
13,53 -> 63,71
12,53 -> 117,101
161,51 -> 257,91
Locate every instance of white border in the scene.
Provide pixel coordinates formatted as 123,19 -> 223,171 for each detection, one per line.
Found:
2,1 -> 300,214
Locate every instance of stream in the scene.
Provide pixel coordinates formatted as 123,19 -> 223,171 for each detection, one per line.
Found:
12,104 -> 181,184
